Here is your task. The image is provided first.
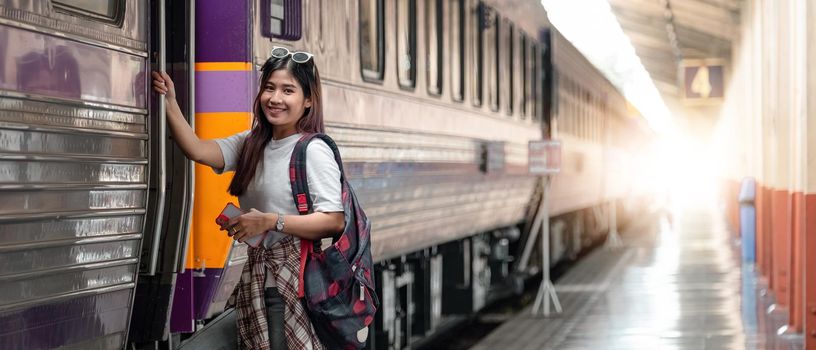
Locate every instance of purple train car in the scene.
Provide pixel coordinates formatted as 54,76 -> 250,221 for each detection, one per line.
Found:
0,0 -> 653,349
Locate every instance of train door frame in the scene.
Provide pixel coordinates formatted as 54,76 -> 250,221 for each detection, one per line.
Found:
128,0 -> 195,346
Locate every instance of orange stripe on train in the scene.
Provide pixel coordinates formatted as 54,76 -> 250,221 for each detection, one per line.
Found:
194,62 -> 253,71
187,112 -> 252,269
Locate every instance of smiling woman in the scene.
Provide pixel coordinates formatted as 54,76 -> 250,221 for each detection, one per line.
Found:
152,50 -> 343,349
259,69 -> 313,138
226,54 -> 324,197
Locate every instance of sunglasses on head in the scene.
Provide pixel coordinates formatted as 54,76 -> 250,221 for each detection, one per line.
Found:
271,46 -> 314,64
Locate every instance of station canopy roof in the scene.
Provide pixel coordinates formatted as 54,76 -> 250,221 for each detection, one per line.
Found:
608,0 -> 738,103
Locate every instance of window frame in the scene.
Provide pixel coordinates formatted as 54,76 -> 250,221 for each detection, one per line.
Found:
520,33 -> 528,118
396,0 -> 417,89
485,10 -> 500,112
532,43 -> 541,121
470,1 -> 484,107
360,0 -> 386,82
540,36 -> 553,126
450,0 -> 465,102
506,21 -> 514,116
261,0 -> 303,40
527,41 -> 537,120
426,0 -> 444,96
52,0 -> 125,25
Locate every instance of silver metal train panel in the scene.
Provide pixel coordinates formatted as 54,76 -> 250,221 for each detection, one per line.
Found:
360,174 -> 536,261
251,0 -> 543,260
0,0 -> 147,54
200,241 -> 248,320
254,1 -> 543,140
546,28 -> 646,216
325,124 -> 538,261
0,2 -> 148,349
549,134 -> 605,216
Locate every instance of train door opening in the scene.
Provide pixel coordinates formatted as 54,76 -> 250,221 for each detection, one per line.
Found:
128,0 -> 195,347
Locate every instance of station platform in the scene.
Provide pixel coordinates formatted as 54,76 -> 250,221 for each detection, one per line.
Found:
473,201 -> 804,350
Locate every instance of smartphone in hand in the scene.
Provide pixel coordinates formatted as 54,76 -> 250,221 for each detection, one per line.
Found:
216,202 -> 266,247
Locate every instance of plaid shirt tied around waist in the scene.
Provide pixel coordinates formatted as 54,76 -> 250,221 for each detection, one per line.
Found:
232,235 -> 325,350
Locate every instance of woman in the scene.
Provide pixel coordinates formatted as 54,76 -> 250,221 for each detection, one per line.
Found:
152,47 -> 342,349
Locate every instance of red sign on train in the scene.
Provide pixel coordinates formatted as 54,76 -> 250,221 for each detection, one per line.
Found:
528,140 -> 561,174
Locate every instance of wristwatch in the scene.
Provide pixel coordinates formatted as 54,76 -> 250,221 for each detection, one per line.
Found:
276,213 -> 285,232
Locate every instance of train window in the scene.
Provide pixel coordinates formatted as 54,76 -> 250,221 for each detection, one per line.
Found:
532,44 -> 541,121
450,0 -> 465,101
471,2 -> 484,107
580,90 -> 585,137
525,40 -> 535,119
584,91 -> 589,138
588,96 -> 593,140
426,0 -> 443,96
549,70 -> 558,124
580,107 -> 584,137
397,0 -> 417,89
360,0 -> 385,82
506,22 -> 514,116
261,0 -> 302,40
580,106 -> 584,138
593,97 -> 599,141
581,105 -> 586,138
520,34 -> 527,118
564,99 -> 570,133
485,9 -> 499,112
540,44 -> 552,125
565,79 -> 571,132
53,0 -> 123,23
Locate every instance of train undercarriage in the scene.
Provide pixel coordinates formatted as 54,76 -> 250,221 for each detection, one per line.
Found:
368,200 -> 635,350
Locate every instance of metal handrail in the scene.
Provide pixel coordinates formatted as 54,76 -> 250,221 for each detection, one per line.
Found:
147,0 -> 167,276
177,0 -> 196,274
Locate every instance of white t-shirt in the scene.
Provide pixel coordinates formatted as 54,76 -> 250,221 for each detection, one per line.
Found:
213,131 -> 343,286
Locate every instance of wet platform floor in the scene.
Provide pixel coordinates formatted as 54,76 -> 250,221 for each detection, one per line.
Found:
472,203 -> 804,350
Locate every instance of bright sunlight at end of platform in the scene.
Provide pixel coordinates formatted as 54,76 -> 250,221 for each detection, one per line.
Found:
541,0 -> 720,209
540,0 -> 674,135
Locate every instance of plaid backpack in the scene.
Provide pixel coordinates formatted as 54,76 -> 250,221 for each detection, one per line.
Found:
289,133 -> 379,349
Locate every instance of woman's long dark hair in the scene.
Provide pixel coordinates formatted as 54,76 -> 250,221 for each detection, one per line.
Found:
228,55 -> 324,196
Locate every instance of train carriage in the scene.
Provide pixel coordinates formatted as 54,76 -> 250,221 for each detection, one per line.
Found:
0,0 -> 652,349
0,1 -> 158,348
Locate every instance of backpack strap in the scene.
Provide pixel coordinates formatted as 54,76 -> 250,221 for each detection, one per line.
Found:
288,133 -> 347,298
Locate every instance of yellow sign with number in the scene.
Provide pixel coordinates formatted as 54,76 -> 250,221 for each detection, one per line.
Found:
682,59 -> 725,105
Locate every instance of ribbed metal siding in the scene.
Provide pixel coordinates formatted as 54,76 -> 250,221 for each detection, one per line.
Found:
0,9 -> 149,347
0,0 -> 149,349
0,95 -> 147,348
326,126 -> 537,262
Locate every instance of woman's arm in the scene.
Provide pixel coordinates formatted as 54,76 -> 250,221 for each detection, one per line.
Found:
226,209 -> 345,243
152,71 -> 225,169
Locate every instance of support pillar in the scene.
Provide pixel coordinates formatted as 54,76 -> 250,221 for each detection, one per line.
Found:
791,192 -> 804,332
755,185 -> 768,280
771,190 -> 791,309
805,196 -> 816,344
